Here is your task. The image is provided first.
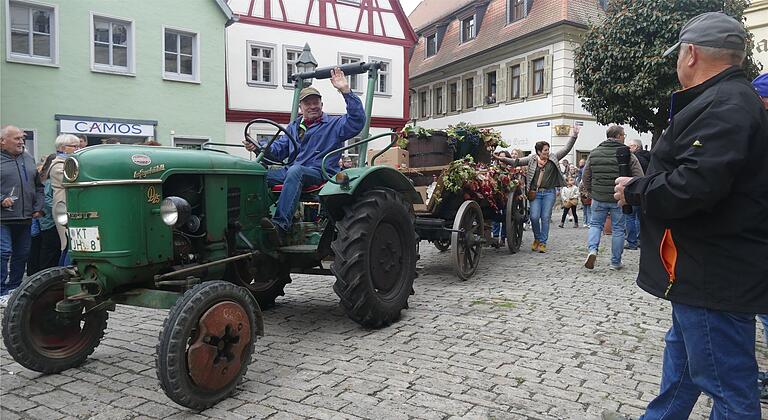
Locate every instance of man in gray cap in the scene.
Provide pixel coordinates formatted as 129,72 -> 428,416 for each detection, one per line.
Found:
607,12 -> 768,420
244,67 -> 364,243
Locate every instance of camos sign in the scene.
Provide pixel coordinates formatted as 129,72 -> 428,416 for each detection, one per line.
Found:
60,118 -> 155,137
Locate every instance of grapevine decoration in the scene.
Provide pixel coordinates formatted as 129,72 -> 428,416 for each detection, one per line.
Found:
395,125 -> 434,149
435,157 -> 517,212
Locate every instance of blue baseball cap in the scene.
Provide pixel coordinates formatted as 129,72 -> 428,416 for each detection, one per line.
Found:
753,73 -> 768,98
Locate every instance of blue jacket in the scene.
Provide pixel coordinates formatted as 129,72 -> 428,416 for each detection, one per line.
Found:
266,92 -> 365,174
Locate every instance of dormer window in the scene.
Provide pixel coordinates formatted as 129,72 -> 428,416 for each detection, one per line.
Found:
461,15 -> 475,43
426,33 -> 437,57
508,0 -> 525,23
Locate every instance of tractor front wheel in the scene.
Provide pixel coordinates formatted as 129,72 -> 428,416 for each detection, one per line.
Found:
156,281 -> 260,410
331,188 -> 417,328
1,267 -> 108,373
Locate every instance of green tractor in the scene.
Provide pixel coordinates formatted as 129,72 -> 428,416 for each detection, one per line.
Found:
1,62 -> 421,409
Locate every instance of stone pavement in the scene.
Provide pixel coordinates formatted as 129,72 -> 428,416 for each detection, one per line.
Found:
1,226 -> 767,419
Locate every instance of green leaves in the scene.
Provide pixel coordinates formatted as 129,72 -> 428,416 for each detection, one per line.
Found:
573,0 -> 758,142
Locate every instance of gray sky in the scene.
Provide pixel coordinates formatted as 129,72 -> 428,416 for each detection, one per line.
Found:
399,0 -> 422,16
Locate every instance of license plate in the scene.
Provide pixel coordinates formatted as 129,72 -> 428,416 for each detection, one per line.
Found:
69,227 -> 101,252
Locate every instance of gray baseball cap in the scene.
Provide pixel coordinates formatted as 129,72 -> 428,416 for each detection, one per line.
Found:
662,12 -> 746,57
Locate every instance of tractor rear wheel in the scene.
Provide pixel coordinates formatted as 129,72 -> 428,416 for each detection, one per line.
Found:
331,188 -> 417,328
156,281 -> 259,410
1,267 -> 108,373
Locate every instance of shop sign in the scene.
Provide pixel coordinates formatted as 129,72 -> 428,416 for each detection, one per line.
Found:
60,119 -> 155,137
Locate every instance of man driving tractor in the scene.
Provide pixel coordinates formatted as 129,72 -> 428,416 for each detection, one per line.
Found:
243,67 -> 365,244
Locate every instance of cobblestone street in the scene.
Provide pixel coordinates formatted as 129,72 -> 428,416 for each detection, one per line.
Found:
2,226 -> 767,419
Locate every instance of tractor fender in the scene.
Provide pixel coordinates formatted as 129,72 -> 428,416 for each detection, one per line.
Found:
320,166 -> 420,220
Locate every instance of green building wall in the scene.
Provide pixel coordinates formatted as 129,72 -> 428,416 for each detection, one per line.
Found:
0,0 -> 228,157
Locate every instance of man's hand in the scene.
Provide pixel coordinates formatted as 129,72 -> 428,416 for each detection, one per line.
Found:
242,140 -> 258,153
32,211 -> 43,219
330,67 -> 351,94
569,124 -> 581,138
1,197 -> 13,208
614,176 -> 634,206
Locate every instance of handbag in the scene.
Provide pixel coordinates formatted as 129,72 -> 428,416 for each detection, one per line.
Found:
580,193 -> 592,206
527,166 -> 545,201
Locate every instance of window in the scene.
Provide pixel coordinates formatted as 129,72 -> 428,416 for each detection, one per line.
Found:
532,57 -> 545,95
92,15 -> 132,73
465,77 -> 474,108
426,33 -> 437,57
508,0 -> 525,23
509,64 -> 521,99
419,90 -> 428,118
163,28 -> 197,81
22,129 -> 36,159
339,54 -> 362,92
372,58 -> 391,95
449,82 -> 458,112
434,86 -> 444,115
248,42 -> 275,85
461,15 -> 475,42
8,1 -> 56,64
485,71 -> 497,104
283,46 -> 301,86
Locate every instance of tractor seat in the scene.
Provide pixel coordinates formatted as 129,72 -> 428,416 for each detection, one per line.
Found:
270,182 -> 325,194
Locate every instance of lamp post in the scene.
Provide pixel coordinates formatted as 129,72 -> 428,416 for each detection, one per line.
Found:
290,43 -> 318,122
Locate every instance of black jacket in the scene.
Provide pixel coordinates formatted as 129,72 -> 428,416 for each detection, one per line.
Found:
625,66 -> 768,313
634,150 -> 650,173
0,150 -> 43,223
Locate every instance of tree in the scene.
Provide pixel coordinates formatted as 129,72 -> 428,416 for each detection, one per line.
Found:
573,0 -> 761,146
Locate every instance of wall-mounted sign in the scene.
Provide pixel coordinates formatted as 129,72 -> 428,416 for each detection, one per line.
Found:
575,121 -> 584,126
60,119 -> 155,137
536,121 -> 550,127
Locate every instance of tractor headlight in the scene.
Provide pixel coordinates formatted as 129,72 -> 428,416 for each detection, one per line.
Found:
63,157 -> 79,182
160,196 -> 191,227
53,201 -> 68,226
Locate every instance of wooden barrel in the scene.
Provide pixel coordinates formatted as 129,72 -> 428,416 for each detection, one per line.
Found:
407,131 -> 453,168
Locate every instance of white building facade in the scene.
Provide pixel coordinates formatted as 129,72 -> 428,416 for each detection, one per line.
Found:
408,0 -> 651,165
225,0 -> 417,155
747,0 -> 768,69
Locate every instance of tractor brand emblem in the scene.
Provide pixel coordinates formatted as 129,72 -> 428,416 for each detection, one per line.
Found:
131,154 -> 152,166
146,186 -> 161,204
134,164 -> 165,179
67,211 -> 99,220
692,139 -> 703,147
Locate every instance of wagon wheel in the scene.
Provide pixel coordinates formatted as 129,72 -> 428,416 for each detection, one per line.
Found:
156,281 -> 260,410
433,238 -> 450,252
505,192 -> 524,253
451,201 -> 484,280
1,267 -> 108,373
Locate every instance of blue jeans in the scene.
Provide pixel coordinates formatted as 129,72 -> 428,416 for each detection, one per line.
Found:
587,199 -> 625,265
266,166 -> 324,232
582,203 -> 592,226
625,205 -> 640,248
529,189 -> 556,244
641,303 -> 760,420
1,223 -> 32,295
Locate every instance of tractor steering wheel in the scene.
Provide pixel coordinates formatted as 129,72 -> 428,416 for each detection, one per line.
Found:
244,118 -> 300,167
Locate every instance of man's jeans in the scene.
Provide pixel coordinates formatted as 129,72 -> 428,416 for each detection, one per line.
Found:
529,188 -> 556,244
1,223 -> 32,295
266,166 -> 324,232
587,199 -> 625,265
582,203 -> 592,226
641,303 -> 760,420
625,205 -> 640,248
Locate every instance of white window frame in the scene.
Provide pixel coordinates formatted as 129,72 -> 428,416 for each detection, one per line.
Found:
246,41 -> 277,87
90,12 -> 135,76
5,0 -> 58,66
338,52 -> 363,93
507,0 -> 526,23
370,56 -> 391,96
282,45 -> 302,88
172,135 -> 210,150
162,26 -> 200,83
425,33 -> 437,58
21,128 -> 36,160
460,14 -> 476,43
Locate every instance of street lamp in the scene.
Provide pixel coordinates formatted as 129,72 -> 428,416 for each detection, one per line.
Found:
295,43 -> 318,86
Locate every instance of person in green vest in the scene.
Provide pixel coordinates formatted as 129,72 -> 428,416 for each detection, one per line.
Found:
580,125 -> 643,270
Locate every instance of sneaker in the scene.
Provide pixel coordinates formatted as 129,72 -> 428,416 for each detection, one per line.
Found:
531,240 -> 540,251
584,250 -> 597,269
601,410 -> 633,420
574,223 -> 579,228
624,244 -> 638,250
538,243 -> 547,253
609,263 -> 624,271
558,223 -> 564,228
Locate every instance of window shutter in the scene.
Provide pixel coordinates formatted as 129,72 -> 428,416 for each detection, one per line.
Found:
520,60 -> 529,98
497,68 -> 507,102
543,54 -> 553,94
456,82 -> 462,111
474,75 -> 483,108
